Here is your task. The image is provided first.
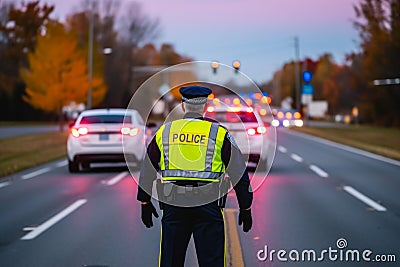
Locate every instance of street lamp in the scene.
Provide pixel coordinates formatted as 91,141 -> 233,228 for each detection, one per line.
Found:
87,0 -> 95,110
232,60 -> 241,73
211,61 -> 219,74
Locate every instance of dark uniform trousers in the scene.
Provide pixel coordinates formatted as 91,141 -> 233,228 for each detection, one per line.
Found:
160,201 -> 225,267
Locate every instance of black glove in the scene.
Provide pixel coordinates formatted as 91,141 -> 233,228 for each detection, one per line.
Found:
238,209 -> 252,232
141,202 -> 159,228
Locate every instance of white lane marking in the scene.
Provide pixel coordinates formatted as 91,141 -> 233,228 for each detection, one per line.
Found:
23,227 -> 36,231
278,146 -> 287,153
343,186 -> 387,211
21,199 -> 87,240
309,164 -> 329,178
0,181 -> 11,188
55,160 -> 67,167
106,171 -> 129,186
284,130 -> 400,167
21,167 -> 51,180
290,153 -> 303,162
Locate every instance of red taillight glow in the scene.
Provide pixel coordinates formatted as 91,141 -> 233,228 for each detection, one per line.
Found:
71,127 -> 88,138
121,127 -> 139,136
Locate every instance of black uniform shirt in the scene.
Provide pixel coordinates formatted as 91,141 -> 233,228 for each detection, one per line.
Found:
137,112 -> 253,209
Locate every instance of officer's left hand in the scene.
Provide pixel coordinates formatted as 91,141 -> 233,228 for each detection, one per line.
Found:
238,209 -> 252,232
141,202 -> 159,228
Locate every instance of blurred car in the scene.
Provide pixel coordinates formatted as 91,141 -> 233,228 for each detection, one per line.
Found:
205,106 -> 270,169
67,108 -> 146,172
271,107 -> 303,127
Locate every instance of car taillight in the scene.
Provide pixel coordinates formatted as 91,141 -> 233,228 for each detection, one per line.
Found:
71,127 -> 88,137
247,128 -> 256,136
247,126 -> 266,135
257,126 -> 266,133
121,127 -> 139,136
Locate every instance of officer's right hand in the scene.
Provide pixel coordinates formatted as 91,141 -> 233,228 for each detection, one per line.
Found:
141,202 -> 159,228
238,209 -> 252,232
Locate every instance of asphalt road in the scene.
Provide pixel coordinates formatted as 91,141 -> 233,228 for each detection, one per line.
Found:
0,128 -> 399,266
0,125 -> 60,139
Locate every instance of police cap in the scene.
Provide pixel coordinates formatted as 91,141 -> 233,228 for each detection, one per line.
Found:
179,86 -> 212,105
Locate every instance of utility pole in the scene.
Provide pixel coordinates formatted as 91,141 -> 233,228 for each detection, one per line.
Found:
294,36 -> 300,111
87,0 -> 95,109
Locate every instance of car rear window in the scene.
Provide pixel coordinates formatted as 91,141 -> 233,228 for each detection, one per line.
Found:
206,111 -> 258,123
79,115 -> 132,124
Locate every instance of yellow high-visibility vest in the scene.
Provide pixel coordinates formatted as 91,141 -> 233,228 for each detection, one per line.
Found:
155,119 -> 227,182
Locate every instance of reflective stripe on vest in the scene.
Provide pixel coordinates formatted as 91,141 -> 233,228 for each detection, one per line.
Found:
155,119 -> 226,182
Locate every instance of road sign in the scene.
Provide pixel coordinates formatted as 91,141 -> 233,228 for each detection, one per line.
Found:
302,84 -> 314,95
301,94 -> 312,105
302,71 -> 312,83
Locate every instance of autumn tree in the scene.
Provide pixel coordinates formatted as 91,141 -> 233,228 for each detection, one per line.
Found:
0,0 -> 54,94
354,0 -> 400,126
0,0 -> 54,120
21,21 -> 106,129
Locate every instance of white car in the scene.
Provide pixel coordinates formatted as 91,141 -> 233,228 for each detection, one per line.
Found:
205,106 -> 271,170
67,108 -> 146,172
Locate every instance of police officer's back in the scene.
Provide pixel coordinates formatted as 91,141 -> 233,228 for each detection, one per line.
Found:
137,86 -> 253,267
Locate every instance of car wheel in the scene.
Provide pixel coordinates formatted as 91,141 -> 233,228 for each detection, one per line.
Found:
81,162 -> 90,170
68,159 -> 79,173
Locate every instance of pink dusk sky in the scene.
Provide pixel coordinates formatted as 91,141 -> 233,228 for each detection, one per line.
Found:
47,0 -> 359,83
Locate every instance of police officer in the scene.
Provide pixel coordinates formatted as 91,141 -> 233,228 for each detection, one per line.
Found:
137,86 -> 253,267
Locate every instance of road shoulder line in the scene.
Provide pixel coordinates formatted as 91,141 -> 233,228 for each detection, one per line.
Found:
285,129 -> 400,167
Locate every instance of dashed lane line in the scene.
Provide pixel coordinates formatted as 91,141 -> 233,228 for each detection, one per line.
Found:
21,167 -> 51,180
278,146 -> 287,153
55,160 -> 68,167
343,186 -> 387,212
290,153 -> 303,163
106,171 -> 129,186
0,181 -> 10,189
309,164 -> 329,178
21,199 -> 87,240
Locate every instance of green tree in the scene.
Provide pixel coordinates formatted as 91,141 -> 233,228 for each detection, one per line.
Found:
21,21 -> 106,129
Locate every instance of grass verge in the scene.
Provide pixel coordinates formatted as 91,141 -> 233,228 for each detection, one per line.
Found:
291,125 -> 400,161
0,132 -> 68,178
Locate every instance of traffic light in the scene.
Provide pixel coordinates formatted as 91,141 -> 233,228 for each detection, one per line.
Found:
232,60 -> 240,73
211,61 -> 219,74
